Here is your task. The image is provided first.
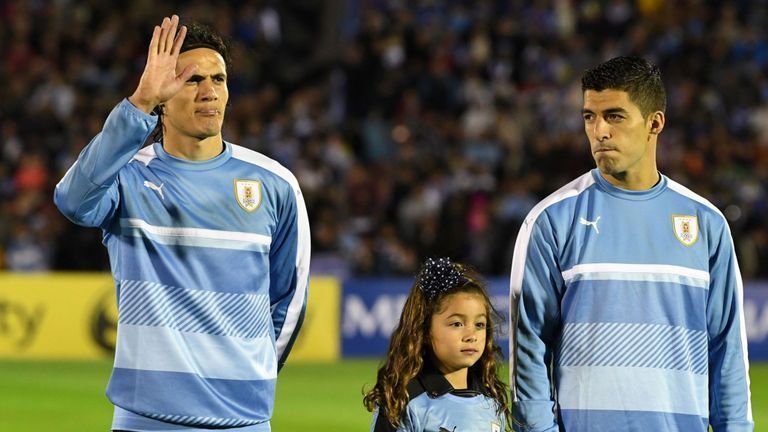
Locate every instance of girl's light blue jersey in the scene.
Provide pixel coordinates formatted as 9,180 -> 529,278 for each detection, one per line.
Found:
371,366 -> 505,432
510,170 -> 752,432
371,393 -> 503,432
54,99 -> 310,430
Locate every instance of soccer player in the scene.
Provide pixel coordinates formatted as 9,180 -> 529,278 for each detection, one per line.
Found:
54,16 -> 310,431
509,56 -> 752,431
365,257 -> 510,431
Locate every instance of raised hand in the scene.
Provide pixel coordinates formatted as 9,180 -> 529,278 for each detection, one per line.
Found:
129,15 -> 198,114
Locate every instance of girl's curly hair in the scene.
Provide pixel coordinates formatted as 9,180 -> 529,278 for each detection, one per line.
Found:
363,261 -> 511,430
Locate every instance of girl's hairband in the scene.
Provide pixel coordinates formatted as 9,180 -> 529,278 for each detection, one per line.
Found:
417,257 -> 466,301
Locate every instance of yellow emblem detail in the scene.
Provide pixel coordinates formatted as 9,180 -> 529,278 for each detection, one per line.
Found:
672,215 -> 699,246
234,179 -> 262,212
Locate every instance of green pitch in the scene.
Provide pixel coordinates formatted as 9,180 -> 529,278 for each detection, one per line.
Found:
0,359 -> 765,431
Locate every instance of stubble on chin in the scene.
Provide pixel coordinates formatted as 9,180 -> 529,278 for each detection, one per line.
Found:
594,155 -> 616,174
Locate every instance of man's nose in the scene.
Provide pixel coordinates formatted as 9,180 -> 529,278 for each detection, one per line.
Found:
593,117 -> 611,141
198,79 -> 218,101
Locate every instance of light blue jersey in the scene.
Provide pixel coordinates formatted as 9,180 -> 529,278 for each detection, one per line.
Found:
54,99 -> 311,431
510,170 -> 752,432
371,365 -> 505,432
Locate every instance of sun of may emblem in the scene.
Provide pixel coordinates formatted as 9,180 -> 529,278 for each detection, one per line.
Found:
672,215 -> 699,246
234,179 -> 262,212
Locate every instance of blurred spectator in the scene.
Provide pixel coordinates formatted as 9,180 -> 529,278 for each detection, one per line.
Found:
6,220 -> 50,272
2,0 -> 768,278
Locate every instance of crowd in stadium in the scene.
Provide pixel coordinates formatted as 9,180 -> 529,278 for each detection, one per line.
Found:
2,0 -> 767,277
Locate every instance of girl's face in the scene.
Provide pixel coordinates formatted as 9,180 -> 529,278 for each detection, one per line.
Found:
429,292 -> 488,375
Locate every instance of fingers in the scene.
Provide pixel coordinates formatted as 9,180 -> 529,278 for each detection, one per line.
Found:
164,15 -> 179,53
157,16 -> 171,54
154,15 -> 181,55
177,63 -> 198,84
148,25 -> 160,58
171,25 -> 187,57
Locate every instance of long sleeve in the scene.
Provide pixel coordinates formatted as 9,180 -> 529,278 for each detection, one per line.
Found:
270,179 -> 311,370
510,212 -> 564,432
54,99 -> 157,228
707,221 -> 753,431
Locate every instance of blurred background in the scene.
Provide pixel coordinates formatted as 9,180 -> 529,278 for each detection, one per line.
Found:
1,1 -> 768,430
2,0 -> 768,277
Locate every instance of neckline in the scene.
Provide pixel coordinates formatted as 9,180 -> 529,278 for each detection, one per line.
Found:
153,141 -> 232,171
591,169 -> 667,201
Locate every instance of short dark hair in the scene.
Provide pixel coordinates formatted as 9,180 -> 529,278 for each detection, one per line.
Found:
581,56 -> 666,117
180,22 -> 231,70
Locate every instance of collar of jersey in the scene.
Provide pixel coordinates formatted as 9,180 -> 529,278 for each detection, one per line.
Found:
591,168 -> 667,201
417,360 -> 483,398
153,141 -> 232,171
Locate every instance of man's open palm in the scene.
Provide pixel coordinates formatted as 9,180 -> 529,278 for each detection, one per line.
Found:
129,15 -> 197,113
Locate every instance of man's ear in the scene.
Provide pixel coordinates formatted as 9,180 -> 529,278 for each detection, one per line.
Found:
649,111 -> 665,135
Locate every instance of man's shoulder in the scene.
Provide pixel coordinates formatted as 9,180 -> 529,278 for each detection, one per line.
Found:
664,176 -> 726,217
525,171 -> 597,226
227,143 -> 301,192
543,171 -> 597,205
129,144 -> 158,166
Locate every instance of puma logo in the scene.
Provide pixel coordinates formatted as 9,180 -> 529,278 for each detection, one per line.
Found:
143,181 -> 165,200
579,216 -> 601,234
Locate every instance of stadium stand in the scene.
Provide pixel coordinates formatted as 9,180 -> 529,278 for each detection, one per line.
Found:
1,0 -> 767,277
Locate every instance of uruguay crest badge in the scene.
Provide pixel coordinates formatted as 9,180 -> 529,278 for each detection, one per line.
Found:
673,215 -> 699,246
234,179 -> 262,212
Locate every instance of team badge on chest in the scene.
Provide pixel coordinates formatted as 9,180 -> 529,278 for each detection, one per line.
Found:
672,215 -> 699,246
234,179 -> 262,212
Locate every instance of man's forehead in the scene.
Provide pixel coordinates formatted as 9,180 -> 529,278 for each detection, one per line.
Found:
583,89 -> 636,110
178,48 -> 226,70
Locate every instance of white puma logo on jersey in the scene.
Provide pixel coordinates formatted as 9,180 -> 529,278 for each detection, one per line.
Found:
579,216 -> 601,234
143,181 -> 165,200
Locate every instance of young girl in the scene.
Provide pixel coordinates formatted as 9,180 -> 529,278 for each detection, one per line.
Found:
364,257 -> 510,431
